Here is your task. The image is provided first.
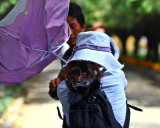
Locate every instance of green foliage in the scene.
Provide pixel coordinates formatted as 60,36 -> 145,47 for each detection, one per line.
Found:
70,0 -> 160,29
71,0 -> 110,28
0,0 -> 18,19
0,97 -> 13,118
0,84 -> 22,118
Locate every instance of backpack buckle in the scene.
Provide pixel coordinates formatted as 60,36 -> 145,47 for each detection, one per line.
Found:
88,95 -> 96,103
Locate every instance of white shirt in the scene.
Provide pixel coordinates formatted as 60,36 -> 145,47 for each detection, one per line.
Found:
57,68 -> 127,127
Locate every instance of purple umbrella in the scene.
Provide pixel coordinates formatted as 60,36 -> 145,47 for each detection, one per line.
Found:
0,0 -> 69,83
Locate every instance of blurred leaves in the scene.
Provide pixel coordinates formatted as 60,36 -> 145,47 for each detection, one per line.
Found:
0,84 -> 22,118
0,0 -> 18,19
71,0 -> 160,29
0,97 -> 13,117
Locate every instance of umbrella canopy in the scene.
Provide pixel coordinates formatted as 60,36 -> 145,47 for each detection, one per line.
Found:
0,0 -> 69,83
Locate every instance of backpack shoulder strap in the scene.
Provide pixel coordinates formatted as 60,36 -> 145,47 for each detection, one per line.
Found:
57,106 -> 64,120
123,101 -> 143,128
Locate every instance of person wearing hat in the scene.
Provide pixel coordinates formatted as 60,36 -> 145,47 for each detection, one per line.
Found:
57,31 -> 128,127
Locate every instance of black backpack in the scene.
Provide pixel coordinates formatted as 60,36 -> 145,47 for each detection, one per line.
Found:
57,78 -> 142,128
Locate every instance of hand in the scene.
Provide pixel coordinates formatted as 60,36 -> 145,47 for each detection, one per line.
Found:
49,78 -> 62,92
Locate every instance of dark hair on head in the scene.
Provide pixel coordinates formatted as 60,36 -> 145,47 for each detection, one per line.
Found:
68,2 -> 85,27
61,61 -> 103,90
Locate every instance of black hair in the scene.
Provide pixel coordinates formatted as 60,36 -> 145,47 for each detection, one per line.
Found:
68,2 -> 85,27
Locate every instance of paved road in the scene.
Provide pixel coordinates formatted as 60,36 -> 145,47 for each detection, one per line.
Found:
13,60 -> 63,128
1,60 -> 160,128
125,67 -> 160,128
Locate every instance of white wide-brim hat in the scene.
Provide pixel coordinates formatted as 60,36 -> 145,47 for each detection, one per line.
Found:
64,31 -> 123,70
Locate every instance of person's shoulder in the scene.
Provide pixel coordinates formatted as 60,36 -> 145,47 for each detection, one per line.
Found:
63,48 -> 72,60
103,68 -> 126,80
109,37 -> 113,40
104,68 -> 123,75
102,68 -> 127,88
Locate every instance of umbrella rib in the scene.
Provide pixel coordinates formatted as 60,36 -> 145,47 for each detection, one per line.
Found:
0,28 -> 47,52
0,53 -> 52,74
51,51 -> 67,63
0,62 -> 10,71
20,40 -> 47,52
0,28 -> 20,40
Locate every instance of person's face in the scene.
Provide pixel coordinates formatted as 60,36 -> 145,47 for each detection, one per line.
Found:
94,28 -> 105,33
67,16 -> 86,49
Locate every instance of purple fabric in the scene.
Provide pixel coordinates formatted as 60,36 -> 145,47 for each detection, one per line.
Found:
0,0 -> 69,83
73,44 -> 112,52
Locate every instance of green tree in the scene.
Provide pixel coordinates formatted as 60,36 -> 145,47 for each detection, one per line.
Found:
71,0 -> 160,29
0,0 -> 18,19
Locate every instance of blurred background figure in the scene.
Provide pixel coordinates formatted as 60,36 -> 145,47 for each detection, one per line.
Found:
90,22 -> 120,60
